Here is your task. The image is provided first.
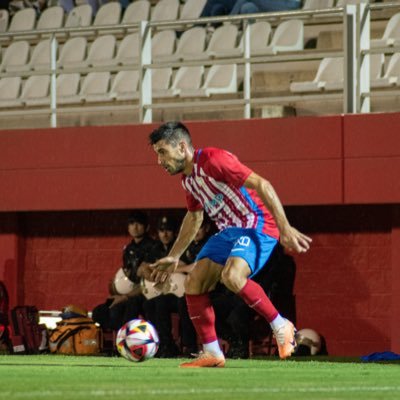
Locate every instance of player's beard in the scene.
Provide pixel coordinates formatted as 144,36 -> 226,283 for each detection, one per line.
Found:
166,156 -> 185,175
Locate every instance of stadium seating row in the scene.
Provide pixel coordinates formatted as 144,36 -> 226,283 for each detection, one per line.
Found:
0,0 -> 385,36
4,47 -> 400,109
0,64 -> 238,107
0,0 -> 207,35
0,20 -> 305,73
290,52 -> 400,92
0,0 -> 398,124
290,11 -> 400,92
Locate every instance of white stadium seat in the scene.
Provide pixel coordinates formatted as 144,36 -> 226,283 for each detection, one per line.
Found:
0,9 -> 9,33
172,66 -> 204,97
57,37 -> 87,69
122,0 -> 150,24
83,35 -> 116,67
371,53 -> 400,88
162,27 -> 207,61
303,0 -> 335,9
0,41 -> 30,72
79,71 -> 111,103
21,75 -> 51,106
36,6 -> 64,31
109,70 -> 140,101
226,21 -> 272,57
111,33 -> 140,66
8,8 -> 36,32
263,19 -> 304,54
191,24 -> 238,60
291,54 -> 384,92
371,12 -> 400,48
152,68 -> 173,97
93,2 -> 121,27
152,30 -> 176,60
151,0 -> 180,22
56,73 -> 81,104
0,77 -> 22,107
65,5 -> 93,28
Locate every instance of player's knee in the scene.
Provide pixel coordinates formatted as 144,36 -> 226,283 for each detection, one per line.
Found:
220,266 -> 242,293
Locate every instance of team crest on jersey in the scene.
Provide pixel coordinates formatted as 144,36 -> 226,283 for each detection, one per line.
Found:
204,193 -> 224,215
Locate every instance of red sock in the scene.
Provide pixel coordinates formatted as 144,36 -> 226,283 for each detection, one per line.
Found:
238,279 -> 279,323
185,293 -> 218,344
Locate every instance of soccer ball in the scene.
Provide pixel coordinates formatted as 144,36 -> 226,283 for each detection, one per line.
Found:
116,319 -> 159,362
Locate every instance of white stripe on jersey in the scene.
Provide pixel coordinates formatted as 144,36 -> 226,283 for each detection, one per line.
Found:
183,165 -> 257,230
205,172 -> 256,228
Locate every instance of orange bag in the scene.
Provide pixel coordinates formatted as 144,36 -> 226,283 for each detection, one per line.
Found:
49,317 -> 102,355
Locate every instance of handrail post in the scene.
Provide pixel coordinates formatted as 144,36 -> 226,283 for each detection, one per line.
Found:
343,2 -> 370,114
50,34 -> 58,128
243,19 -> 251,119
139,21 -> 152,123
359,2 -> 370,113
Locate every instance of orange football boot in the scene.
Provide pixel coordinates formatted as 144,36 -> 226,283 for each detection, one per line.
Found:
273,319 -> 297,359
180,352 -> 225,368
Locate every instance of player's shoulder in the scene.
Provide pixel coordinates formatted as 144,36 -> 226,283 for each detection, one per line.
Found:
198,147 -> 232,163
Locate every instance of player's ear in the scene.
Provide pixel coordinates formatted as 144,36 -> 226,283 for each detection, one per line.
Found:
178,140 -> 186,153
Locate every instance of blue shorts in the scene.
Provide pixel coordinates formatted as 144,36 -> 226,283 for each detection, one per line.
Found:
195,227 -> 278,278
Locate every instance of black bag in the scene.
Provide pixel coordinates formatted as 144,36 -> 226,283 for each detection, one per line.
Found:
10,306 -> 47,354
0,282 -> 12,353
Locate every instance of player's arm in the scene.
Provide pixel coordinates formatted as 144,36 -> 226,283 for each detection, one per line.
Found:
150,210 -> 204,281
244,172 -> 312,253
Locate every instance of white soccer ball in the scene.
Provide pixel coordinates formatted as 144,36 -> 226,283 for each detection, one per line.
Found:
116,319 -> 159,362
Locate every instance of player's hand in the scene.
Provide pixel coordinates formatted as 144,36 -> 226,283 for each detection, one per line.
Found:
150,256 -> 179,283
280,226 -> 312,254
151,269 -> 171,284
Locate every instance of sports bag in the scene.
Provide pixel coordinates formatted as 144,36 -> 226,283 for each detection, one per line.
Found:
10,305 -> 47,354
0,282 -> 12,353
49,316 -> 102,355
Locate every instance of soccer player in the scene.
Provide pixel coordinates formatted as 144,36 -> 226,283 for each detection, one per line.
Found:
148,121 -> 312,368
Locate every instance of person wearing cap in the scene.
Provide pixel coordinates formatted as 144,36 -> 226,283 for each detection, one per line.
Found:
123,210 -> 156,280
92,211 -> 156,331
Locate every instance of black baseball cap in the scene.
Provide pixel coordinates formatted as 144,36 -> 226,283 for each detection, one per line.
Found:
157,215 -> 176,231
127,210 -> 148,226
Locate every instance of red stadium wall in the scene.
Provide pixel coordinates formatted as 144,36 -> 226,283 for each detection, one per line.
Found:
0,113 -> 399,356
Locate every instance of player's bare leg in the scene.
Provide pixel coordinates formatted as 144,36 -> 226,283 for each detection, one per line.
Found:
221,257 -> 297,360
180,258 -> 226,368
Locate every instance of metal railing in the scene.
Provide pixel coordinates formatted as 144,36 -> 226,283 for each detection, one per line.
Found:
0,2 -> 398,127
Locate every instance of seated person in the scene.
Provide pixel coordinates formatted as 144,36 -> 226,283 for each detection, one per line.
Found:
230,0 -> 302,15
92,211 -> 156,331
200,0 -> 236,17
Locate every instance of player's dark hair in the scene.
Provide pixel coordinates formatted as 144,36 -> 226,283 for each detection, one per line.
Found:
149,121 -> 193,149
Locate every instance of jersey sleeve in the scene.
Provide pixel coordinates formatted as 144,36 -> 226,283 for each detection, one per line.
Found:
202,148 -> 252,187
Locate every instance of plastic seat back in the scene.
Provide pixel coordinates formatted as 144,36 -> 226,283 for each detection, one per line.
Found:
122,0 -> 150,23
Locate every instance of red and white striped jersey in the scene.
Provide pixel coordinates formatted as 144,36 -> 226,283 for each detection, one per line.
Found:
181,148 -> 279,239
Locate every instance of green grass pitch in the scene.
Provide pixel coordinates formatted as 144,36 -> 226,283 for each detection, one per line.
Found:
1,355 -> 399,400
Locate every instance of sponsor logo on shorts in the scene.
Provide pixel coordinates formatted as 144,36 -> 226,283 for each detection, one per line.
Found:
235,236 -> 251,247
